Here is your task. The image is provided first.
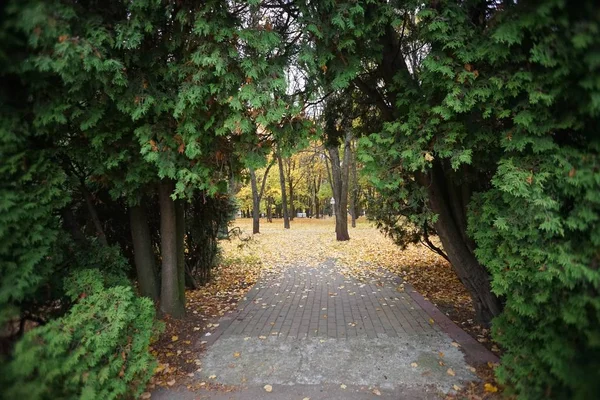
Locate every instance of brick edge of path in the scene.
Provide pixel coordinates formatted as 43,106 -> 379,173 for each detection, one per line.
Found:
403,281 -> 500,366
202,272 -> 499,367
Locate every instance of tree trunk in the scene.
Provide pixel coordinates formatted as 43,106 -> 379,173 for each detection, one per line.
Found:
158,181 -> 185,318
350,140 -> 358,228
267,196 -> 273,222
175,199 -> 186,307
61,207 -> 86,245
249,167 -> 261,234
81,184 -> 108,246
129,204 -> 160,302
328,132 -> 351,241
277,149 -> 290,229
288,161 -> 295,220
416,164 -> 502,326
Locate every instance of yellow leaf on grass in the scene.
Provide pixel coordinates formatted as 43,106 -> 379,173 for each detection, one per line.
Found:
171,335 -> 178,342
484,383 -> 499,393
410,362 -> 418,368
264,384 -> 273,392
447,368 -> 456,376
233,352 -> 241,358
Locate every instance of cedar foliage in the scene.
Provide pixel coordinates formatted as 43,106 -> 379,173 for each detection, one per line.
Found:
1,0 -> 599,399
4,270 -> 158,400
292,0 -> 600,397
1,0 -> 298,398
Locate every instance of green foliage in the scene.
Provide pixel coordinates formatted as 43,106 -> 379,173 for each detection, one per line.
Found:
296,0 -> 600,397
3,269 -> 160,400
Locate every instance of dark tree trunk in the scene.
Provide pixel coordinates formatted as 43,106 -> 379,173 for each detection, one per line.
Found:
328,132 -> 351,241
61,207 -> 86,245
81,184 -> 108,246
129,204 -> 160,302
288,162 -> 295,220
249,161 -> 274,234
350,140 -> 358,228
249,168 -> 261,234
277,149 -> 290,229
158,181 -> 185,318
266,196 -> 273,222
416,163 -> 502,326
175,199 -> 186,308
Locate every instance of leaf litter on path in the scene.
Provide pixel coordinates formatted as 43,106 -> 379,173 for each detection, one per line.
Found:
149,218 -> 501,399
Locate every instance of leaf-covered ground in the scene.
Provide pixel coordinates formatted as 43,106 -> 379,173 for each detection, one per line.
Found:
149,217 -> 501,399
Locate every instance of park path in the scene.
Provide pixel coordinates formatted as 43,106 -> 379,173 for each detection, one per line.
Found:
153,255 -> 496,400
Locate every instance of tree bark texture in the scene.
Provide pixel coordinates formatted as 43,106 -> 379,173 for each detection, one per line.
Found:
350,139 -> 358,228
286,158 -> 295,220
416,163 -> 502,326
249,162 -> 274,234
158,180 -> 185,318
249,168 -> 261,234
129,204 -> 160,302
175,199 -> 186,308
82,184 -> 108,246
328,131 -> 352,241
277,149 -> 290,229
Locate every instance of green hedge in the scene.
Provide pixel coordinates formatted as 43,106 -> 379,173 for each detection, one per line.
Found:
3,270 -> 160,400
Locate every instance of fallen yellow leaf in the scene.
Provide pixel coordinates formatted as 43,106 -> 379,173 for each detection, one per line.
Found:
171,335 -> 178,342
264,384 -> 273,392
447,368 -> 456,376
484,383 -> 499,393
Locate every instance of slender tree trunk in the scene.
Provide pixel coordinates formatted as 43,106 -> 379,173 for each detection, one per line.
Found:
61,207 -> 86,245
288,162 -> 295,220
81,184 -> 108,246
416,164 -> 502,326
328,132 -> 351,241
249,168 -> 261,234
267,196 -> 273,222
277,149 -> 290,229
129,204 -> 160,302
350,140 -> 358,228
158,181 -> 185,318
249,162 -> 274,234
175,199 -> 186,307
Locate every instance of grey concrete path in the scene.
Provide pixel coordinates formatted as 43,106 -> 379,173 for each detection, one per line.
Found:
153,259 -> 493,400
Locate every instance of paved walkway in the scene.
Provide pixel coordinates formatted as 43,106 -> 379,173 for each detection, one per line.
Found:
154,259 -> 495,400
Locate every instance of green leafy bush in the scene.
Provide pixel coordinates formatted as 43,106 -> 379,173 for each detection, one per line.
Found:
3,269 -> 160,400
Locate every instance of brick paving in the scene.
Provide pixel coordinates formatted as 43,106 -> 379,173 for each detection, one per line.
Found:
153,258 -> 499,399
221,259 -> 445,341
